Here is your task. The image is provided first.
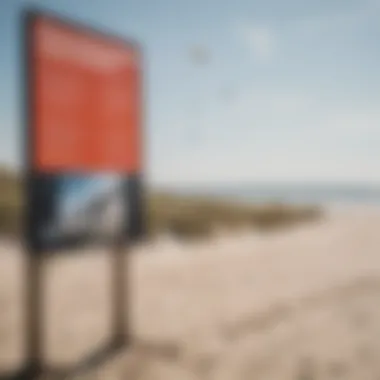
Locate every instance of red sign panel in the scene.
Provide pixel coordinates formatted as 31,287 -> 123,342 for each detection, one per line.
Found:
31,16 -> 141,173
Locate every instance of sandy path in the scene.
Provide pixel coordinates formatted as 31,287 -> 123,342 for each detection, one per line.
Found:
1,207 -> 380,379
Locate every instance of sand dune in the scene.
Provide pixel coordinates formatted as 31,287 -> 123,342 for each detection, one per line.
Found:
1,206 -> 380,379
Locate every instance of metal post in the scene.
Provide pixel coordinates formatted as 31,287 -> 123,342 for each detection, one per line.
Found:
22,252 -> 43,380
112,240 -> 128,349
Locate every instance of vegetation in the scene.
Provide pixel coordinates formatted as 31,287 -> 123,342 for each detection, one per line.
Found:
0,167 -> 322,240
0,167 -> 23,237
148,192 -> 322,239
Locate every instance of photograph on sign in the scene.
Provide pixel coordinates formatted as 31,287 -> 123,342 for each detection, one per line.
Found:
35,173 -> 128,251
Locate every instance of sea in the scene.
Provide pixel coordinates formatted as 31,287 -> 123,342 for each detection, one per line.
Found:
166,183 -> 380,207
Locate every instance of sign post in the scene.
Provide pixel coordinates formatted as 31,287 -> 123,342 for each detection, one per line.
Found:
2,8 -> 144,380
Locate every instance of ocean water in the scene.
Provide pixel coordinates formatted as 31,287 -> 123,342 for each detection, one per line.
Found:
172,183 -> 380,206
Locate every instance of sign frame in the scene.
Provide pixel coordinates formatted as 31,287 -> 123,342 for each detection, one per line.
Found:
0,7 -> 145,380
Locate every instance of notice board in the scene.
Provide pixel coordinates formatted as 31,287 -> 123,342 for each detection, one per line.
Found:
25,12 -> 145,253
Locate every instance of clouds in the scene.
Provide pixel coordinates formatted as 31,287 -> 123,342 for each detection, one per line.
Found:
235,1 -> 379,63
149,82 -> 380,186
323,109 -> 380,135
236,24 -> 276,62
151,138 -> 380,186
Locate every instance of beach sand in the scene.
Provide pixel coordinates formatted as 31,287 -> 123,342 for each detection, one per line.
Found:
1,206 -> 380,379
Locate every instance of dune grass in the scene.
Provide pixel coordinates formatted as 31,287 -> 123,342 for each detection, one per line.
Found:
0,167 -> 23,237
147,192 -> 321,239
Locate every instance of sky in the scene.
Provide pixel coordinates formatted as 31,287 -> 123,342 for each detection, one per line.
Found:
0,0 -> 380,186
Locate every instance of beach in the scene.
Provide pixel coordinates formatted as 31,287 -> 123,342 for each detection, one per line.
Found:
1,205 -> 380,379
